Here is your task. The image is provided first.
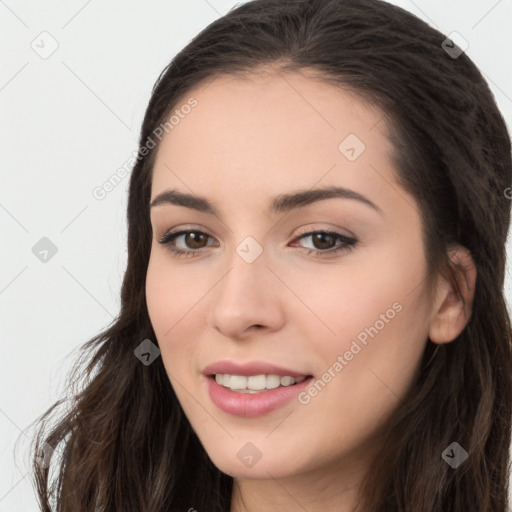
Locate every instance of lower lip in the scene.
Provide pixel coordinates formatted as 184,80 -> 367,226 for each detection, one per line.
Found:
205,375 -> 313,418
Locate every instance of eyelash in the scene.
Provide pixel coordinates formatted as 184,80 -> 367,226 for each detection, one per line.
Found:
157,227 -> 358,259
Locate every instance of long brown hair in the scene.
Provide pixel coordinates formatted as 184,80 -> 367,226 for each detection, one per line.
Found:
29,0 -> 512,510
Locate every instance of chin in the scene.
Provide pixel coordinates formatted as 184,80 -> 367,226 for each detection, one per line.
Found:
203,440 -> 304,480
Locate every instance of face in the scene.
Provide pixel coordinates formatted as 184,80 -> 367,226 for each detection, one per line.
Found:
146,68 -> 437,485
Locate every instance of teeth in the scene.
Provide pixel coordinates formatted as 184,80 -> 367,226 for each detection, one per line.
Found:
280,376 -> 295,386
248,374 -> 266,390
229,375 -> 247,389
214,373 -> 308,392
266,375 -> 281,389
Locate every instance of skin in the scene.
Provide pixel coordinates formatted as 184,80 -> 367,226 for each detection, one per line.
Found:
145,66 -> 476,512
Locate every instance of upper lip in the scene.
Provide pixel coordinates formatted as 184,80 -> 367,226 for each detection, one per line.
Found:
202,360 -> 311,378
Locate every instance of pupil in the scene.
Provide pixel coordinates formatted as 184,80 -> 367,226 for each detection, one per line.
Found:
187,232 -> 206,249
313,233 -> 334,250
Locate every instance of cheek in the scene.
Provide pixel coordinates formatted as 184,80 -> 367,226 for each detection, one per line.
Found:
290,273 -> 429,458
293,244 -> 430,385
146,249 -> 206,330
289,257 -> 415,343
145,253 -> 199,367
146,253 -> 176,333
327,235 -> 427,330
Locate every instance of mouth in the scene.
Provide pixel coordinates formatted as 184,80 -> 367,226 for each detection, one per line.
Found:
205,373 -> 315,417
208,373 -> 314,394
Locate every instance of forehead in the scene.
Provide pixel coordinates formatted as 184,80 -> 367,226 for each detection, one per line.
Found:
150,69 -> 405,217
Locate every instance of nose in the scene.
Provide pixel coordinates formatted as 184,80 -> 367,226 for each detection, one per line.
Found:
207,244 -> 286,339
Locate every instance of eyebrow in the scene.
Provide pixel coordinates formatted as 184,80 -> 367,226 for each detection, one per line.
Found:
149,185 -> 383,216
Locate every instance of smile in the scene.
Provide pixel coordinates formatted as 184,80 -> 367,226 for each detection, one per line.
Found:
214,373 -> 307,393
206,374 -> 313,417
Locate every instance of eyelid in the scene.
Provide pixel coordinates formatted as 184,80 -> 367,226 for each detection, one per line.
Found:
158,224 -> 353,243
157,223 -> 358,259
157,224 -> 212,238
157,225 -> 219,246
293,223 -> 356,240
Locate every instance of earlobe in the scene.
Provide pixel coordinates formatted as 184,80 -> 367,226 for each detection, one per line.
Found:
428,246 -> 477,344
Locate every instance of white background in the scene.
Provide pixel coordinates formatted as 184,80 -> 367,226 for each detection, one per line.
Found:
1,1 -> 511,510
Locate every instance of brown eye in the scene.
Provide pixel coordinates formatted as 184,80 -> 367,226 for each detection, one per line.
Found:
158,229 -> 216,257
182,231 -> 208,249
309,232 -> 337,250
292,230 -> 358,257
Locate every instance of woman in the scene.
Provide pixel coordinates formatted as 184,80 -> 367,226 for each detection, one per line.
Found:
31,0 -> 512,510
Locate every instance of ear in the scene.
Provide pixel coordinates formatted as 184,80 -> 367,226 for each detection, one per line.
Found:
428,245 -> 477,344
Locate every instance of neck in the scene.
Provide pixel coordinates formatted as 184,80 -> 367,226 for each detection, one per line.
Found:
229,457 -> 368,512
